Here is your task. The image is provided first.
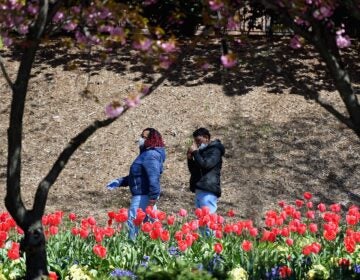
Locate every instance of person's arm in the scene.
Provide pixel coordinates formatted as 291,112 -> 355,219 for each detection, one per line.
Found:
187,142 -> 198,173
143,156 -> 161,201
192,147 -> 221,170
106,176 -> 129,189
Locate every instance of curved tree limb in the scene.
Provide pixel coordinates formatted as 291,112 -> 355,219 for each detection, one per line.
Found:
261,0 -> 360,132
31,61 -> 178,218
32,117 -> 117,217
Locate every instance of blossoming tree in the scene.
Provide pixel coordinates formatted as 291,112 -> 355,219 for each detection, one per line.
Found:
195,0 -> 360,130
0,0 -> 180,278
259,0 -> 360,131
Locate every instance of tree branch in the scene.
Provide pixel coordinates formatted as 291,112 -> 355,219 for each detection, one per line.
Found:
32,117 -> 117,216
0,55 -> 14,90
31,63 -> 176,216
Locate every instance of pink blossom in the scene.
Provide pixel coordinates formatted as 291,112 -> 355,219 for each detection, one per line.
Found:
27,4 -> 38,15
105,102 -> 124,118
133,38 -> 152,52
227,17 -> 240,31
98,25 -> 113,33
111,27 -> 126,44
209,0 -> 224,11
53,11 -> 65,23
336,30 -> 351,49
320,6 -> 333,18
159,40 -> 177,53
99,9 -> 112,19
140,85 -> 150,95
63,21 -> 77,31
159,55 -> 172,69
313,6 -> 333,20
18,24 -> 28,35
75,31 -> 87,45
294,17 -> 305,25
124,95 -> 141,108
71,6 -> 81,14
143,0 -> 157,5
220,53 -> 237,68
289,35 -> 302,49
3,36 -> 13,47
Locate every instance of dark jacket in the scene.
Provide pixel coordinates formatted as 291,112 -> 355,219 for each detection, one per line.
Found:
120,147 -> 166,200
187,140 -> 225,197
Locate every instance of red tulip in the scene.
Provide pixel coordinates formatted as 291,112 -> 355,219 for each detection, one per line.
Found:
279,266 -> 292,278
0,231 -> 7,243
160,229 -> 170,242
227,209 -> 235,217
330,203 -> 341,213
48,271 -> 58,280
344,236 -> 356,253
7,242 -> 20,260
295,199 -> 304,208
87,216 -> 96,226
93,244 -> 107,258
306,211 -> 315,220
141,222 -> 152,233
214,242 -> 223,254
303,192 -> 312,200
338,258 -> 350,267
49,226 -> 58,236
156,211 -> 167,221
241,240 -> 253,251
178,209 -> 187,217
286,238 -> 294,246
167,215 -> 175,225
309,223 -> 318,233
195,208 -> 203,218
178,240 -> 187,251
323,229 -> 337,241
249,227 -> 258,237
317,203 -> 326,212
79,228 -> 89,239
68,213 -> 76,221
215,230 -> 223,239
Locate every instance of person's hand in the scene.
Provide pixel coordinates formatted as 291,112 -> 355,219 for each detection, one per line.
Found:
106,178 -> 122,190
188,142 -> 198,153
186,148 -> 193,159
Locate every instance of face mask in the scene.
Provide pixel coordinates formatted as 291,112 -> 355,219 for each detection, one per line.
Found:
138,137 -> 145,147
199,143 -> 208,150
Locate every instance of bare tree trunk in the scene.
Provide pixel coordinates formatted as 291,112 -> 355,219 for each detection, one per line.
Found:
311,25 -> 360,130
261,0 -> 360,131
5,1 -> 51,278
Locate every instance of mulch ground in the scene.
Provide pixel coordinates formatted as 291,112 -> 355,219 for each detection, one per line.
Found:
0,37 -> 359,226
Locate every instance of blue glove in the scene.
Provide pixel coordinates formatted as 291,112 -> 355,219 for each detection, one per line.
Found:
106,178 -> 123,190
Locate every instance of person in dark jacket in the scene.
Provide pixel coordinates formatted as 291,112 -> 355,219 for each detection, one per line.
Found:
187,127 -> 225,214
106,128 -> 166,240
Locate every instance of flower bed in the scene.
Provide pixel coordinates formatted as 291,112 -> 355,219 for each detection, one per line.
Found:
0,192 -> 359,279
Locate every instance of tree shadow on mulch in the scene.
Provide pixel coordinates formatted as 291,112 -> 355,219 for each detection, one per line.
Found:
209,112 -> 360,225
4,35 -> 358,120
4,35 -> 357,133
